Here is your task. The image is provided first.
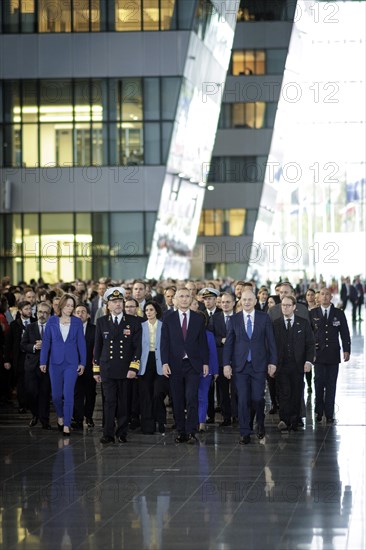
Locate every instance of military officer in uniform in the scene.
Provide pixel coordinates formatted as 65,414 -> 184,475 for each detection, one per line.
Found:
310,287 -> 351,424
93,288 -> 142,444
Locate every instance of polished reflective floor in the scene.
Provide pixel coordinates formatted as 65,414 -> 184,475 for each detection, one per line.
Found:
1,314 -> 365,550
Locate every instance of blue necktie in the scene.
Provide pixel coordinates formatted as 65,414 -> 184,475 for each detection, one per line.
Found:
247,314 -> 252,361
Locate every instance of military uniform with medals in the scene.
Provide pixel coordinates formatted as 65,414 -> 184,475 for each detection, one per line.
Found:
94,288 -> 142,443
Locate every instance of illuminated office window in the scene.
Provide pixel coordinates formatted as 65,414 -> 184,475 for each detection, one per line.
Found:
232,50 -> 266,75
199,209 -> 247,236
237,0 -> 296,21
161,0 -> 176,30
115,0 -> 142,31
38,0 -> 72,32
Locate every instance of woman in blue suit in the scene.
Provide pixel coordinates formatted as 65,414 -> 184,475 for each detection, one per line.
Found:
139,301 -> 169,434
40,294 -> 86,435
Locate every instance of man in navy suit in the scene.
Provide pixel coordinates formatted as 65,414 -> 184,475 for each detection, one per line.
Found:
223,289 -> 277,444
161,288 -> 209,444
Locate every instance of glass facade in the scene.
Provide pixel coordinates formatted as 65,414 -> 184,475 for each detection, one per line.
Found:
231,49 -> 288,76
218,102 -> 277,129
207,156 -> 268,183
198,208 -> 258,236
0,211 -> 157,282
1,77 -> 180,167
0,0 -> 196,33
237,0 -> 297,22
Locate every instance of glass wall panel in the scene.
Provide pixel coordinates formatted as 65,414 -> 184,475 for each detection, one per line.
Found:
76,257 -> 92,281
162,122 -> 173,163
3,0 -> 20,33
4,81 -> 20,123
144,123 -> 160,164
74,0 -> 91,32
161,78 -> 180,119
266,49 -> 287,74
121,78 -> 142,122
92,212 -> 109,255
145,212 -> 157,253
92,257 -> 110,279
75,213 -> 92,257
4,124 -> 22,166
23,256 -> 40,283
232,50 -> 266,75
110,257 -> 147,280
110,213 -> 144,255
228,209 -> 245,236
40,213 -> 74,257
143,0 -> 159,30
23,213 -> 39,257
144,78 -> 160,120
161,0 -> 176,30
115,0 -> 142,31
121,122 -> 143,165
38,0 -> 72,32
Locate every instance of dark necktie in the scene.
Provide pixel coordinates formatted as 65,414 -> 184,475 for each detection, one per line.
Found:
287,319 -> 291,331
182,312 -> 187,340
324,309 -> 328,321
209,311 -> 213,317
114,316 -> 119,327
247,315 -> 252,361
40,325 -> 44,338
225,315 -> 229,326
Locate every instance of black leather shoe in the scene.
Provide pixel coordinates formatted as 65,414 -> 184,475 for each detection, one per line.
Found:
326,417 -> 335,424
268,407 -> 278,415
117,435 -> 127,443
175,434 -> 187,444
219,419 -> 231,427
239,435 -> 251,445
29,416 -> 38,427
63,428 -> 71,437
57,422 -> 64,432
316,414 -> 323,423
100,436 -> 115,444
42,423 -> 52,430
86,418 -> 94,427
257,429 -> 265,440
186,434 -> 198,444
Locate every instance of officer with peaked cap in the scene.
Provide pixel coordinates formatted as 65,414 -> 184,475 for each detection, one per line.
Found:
93,287 -> 142,444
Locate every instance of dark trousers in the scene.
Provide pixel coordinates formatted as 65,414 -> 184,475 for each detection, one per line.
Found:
314,363 -> 339,419
218,368 -> 232,420
234,362 -> 266,436
139,352 -> 158,433
266,373 -> 278,409
24,366 -> 51,424
153,375 -> 170,425
73,374 -> 97,422
276,366 -> 304,427
127,378 -> 140,421
169,359 -> 200,435
102,377 -> 130,438
16,362 -> 28,409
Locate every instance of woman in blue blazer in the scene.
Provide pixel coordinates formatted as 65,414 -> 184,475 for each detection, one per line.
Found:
139,301 -> 169,434
40,294 -> 86,435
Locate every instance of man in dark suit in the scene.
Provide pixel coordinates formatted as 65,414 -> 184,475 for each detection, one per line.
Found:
93,288 -> 142,444
209,292 -> 237,426
268,283 -> 310,322
340,276 -> 358,322
4,300 -> 36,413
223,290 -> 277,444
161,288 -> 209,444
21,301 -> 52,429
310,287 -> 351,423
91,281 -> 107,324
72,303 -> 96,429
273,296 -> 315,432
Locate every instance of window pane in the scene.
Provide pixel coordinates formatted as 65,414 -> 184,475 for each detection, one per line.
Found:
39,0 -> 71,32
4,81 -> 20,123
145,212 -> 157,253
41,213 -> 74,256
144,123 -> 160,164
3,0 -> 20,33
162,122 -> 173,163
232,51 -> 244,75
76,213 -> 92,256
93,257 -> 110,280
266,102 -> 277,127
161,0 -> 176,30
177,0 -> 195,29
21,0 -> 36,32
19,124 -> 39,167
266,49 -> 287,74
244,209 -> 258,234
115,0 -> 142,31
143,0 -> 159,30
144,78 -> 160,120
4,124 -> 22,166
74,0 -> 90,32
110,257 -> 147,280
92,212 -> 109,255
229,209 -> 245,236
161,78 -> 180,119
122,78 -> 142,121
24,257 -> 40,283
255,50 -> 266,74
121,122 -> 143,165
23,213 -> 39,257
76,257 -> 92,281
110,213 -> 144,256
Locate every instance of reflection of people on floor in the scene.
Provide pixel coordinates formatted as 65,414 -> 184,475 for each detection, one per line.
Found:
133,494 -> 170,549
